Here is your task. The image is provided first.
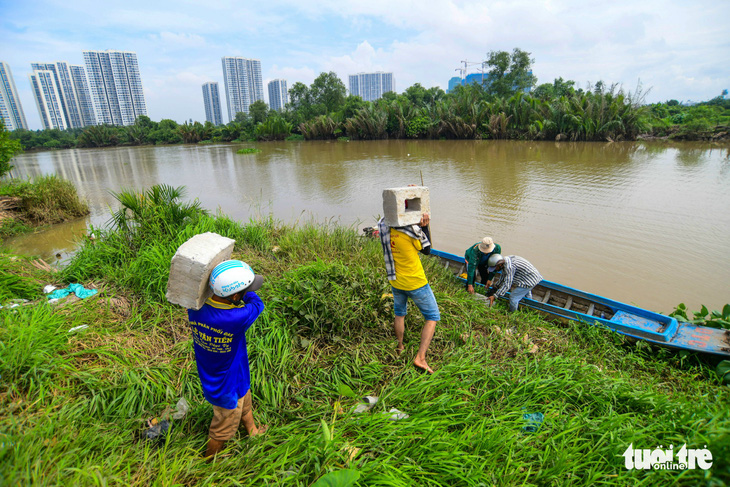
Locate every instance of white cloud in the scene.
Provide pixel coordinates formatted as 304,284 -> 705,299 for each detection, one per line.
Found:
2,0 -> 728,129
265,65 -> 318,87
150,32 -> 207,49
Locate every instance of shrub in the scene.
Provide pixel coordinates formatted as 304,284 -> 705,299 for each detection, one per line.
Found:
406,116 -> 430,138
255,117 -> 293,141
2,175 -> 89,225
269,260 -> 389,337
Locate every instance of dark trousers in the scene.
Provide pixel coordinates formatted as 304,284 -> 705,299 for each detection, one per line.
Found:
477,261 -> 491,285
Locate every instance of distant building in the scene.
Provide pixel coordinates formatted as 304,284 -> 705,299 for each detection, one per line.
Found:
267,79 -> 288,112
0,62 -> 28,130
448,73 -> 491,93
221,56 -> 264,121
246,59 -> 264,104
448,76 -> 462,93
202,82 -> 223,126
29,69 -> 67,130
83,50 -> 147,126
69,65 -> 97,127
448,71 -> 532,93
29,62 -> 90,129
348,72 -> 395,102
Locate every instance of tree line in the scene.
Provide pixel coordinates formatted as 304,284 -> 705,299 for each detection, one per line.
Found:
8,49 -> 729,150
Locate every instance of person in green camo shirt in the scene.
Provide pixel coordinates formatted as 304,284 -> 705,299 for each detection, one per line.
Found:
464,237 -> 502,294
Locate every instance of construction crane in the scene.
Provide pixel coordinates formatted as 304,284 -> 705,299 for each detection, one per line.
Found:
456,60 -> 486,82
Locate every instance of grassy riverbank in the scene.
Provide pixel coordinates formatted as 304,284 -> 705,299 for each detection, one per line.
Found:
0,175 -> 90,239
1,188 -> 729,486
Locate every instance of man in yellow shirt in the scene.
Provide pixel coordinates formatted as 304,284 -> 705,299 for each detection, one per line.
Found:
378,212 -> 439,374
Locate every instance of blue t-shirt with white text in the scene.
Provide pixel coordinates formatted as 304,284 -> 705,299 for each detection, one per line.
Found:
187,292 -> 264,409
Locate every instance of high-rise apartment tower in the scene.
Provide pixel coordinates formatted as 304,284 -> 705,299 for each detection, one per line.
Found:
0,62 -> 28,130
29,69 -> 67,130
202,82 -> 223,126
69,65 -> 97,127
221,56 -> 264,121
83,50 -> 147,126
29,62 -> 97,129
267,79 -> 288,112
348,72 -> 395,102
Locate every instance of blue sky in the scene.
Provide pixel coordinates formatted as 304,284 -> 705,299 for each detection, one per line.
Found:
2,0 -> 728,130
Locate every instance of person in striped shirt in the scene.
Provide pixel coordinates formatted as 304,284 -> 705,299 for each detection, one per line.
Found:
487,255 -> 543,312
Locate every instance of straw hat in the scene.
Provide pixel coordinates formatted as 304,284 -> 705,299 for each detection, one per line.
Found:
478,237 -> 495,253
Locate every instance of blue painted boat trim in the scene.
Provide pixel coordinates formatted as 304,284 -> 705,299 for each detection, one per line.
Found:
430,249 -> 730,357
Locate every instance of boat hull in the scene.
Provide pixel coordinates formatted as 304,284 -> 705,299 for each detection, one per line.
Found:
430,249 -> 730,357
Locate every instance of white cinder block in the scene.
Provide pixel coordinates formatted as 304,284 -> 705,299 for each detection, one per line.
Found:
166,232 -> 235,310
382,186 -> 430,227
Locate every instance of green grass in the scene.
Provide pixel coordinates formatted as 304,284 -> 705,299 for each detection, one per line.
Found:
0,175 -> 89,238
1,187 -> 728,486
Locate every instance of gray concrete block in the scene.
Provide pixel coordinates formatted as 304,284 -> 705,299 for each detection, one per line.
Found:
166,232 -> 235,310
382,186 -> 430,227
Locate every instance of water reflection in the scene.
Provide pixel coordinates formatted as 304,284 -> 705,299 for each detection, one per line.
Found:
6,140 -> 730,313
4,217 -> 89,264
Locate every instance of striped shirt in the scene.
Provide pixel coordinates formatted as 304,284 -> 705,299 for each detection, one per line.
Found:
493,256 -> 543,298
378,217 -> 431,281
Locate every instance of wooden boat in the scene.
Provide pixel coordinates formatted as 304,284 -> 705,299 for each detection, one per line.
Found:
430,249 -> 730,357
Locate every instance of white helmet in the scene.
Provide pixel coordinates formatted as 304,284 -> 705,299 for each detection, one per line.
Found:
209,260 -> 263,297
487,254 -> 503,267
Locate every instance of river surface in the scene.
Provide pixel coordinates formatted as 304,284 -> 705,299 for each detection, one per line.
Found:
6,140 -> 730,314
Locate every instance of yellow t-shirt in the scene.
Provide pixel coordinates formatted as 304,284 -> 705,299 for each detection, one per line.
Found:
390,228 -> 428,291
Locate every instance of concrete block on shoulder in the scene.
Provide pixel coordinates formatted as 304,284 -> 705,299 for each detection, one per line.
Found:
166,232 -> 235,310
382,186 -> 430,227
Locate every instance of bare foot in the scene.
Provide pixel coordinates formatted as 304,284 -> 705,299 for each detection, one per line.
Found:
413,358 -> 434,374
250,424 -> 269,437
396,344 -> 404,354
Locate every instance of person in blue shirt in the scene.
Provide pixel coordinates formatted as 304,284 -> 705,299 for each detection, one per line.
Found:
187,260 -> 267,458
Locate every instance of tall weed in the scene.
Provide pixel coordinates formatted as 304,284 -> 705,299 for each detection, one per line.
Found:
1,175 -> 88,225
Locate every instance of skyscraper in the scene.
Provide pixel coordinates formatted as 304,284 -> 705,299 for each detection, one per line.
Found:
70,65 -> 97,127
267,79 -> 288,112
30,62 -> 85,129
83,50 -> 147,126
246,59 -> 264,104
348,72 -> 395,102
448,76 -> 463,93
221,56 -> 263,121
202,82 -> 223,126
0,62 -> 28,130
29,69 -> 68,130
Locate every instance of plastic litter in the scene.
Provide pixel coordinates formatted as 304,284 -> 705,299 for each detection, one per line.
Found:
352,395 -> 378,414
522,412 -> 544,433
172,397 -> 189,420
387,408 -> 409,421
144,397 -> 189,440
0,299 -> 29,310
47,283 -> 98,300
145,419 -> 171,440
43,285 -> 57,294
68,325 -> 88,333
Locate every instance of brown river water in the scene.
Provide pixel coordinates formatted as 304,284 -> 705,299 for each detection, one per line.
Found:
5,140 -> 730,314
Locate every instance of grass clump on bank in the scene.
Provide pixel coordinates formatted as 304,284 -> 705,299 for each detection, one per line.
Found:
1,185 -> 729,486
0,175 -> 89,239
